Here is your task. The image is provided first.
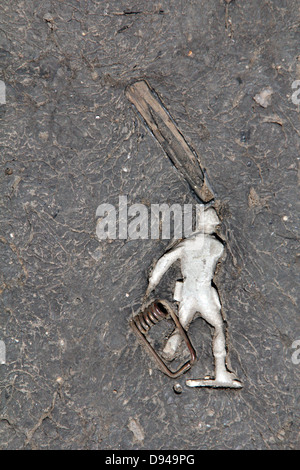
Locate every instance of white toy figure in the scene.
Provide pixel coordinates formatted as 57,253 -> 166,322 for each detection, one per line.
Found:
146,207 -> 242,388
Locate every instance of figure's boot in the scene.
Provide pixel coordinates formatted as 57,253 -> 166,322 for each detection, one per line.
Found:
213,355 -> 243,387
186,353 -> 243,388
186,323 -> 243,388
162,330 -> 182,361
212,324 -> 243,387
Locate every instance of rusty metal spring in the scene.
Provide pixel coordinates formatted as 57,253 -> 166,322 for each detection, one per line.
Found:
133,301 -> 168,335
130,299 -> 196,378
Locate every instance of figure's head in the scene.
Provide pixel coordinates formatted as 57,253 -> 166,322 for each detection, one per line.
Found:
195,207 -> 220,234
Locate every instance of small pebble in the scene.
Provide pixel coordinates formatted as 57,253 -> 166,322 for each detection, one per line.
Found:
173,383 -> 183,394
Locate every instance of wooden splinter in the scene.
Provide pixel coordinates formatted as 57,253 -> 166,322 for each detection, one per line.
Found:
126,80 -> 214,204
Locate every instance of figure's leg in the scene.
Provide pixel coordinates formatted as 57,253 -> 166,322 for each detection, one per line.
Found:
162,301 -> 196,361
209,314 -> 233,383
186,288 -> 242,388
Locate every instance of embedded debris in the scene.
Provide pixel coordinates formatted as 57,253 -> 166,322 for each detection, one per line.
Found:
248,187 -> 261,208
253,87 -> 274,108
128,418 -> 145,443
126,80 -> 214,203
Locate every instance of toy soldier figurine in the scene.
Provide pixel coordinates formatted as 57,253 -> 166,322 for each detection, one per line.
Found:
146,207 -> 242,388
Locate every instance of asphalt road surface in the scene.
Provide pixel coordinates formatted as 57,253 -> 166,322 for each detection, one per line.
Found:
0,0 -> 299,449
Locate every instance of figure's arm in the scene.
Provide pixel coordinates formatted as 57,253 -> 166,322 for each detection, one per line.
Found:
146,246 -> 183,297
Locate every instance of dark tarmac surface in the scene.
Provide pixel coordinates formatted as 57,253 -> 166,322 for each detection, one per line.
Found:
0,0 -> 299,450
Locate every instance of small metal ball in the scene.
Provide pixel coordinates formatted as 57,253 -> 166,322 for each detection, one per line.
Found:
173,383 -> 183,394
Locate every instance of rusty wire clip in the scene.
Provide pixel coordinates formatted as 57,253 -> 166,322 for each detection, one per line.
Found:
130,299 -> 196,378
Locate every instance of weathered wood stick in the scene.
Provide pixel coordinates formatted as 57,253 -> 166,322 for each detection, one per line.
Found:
126,80 -> 214,203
